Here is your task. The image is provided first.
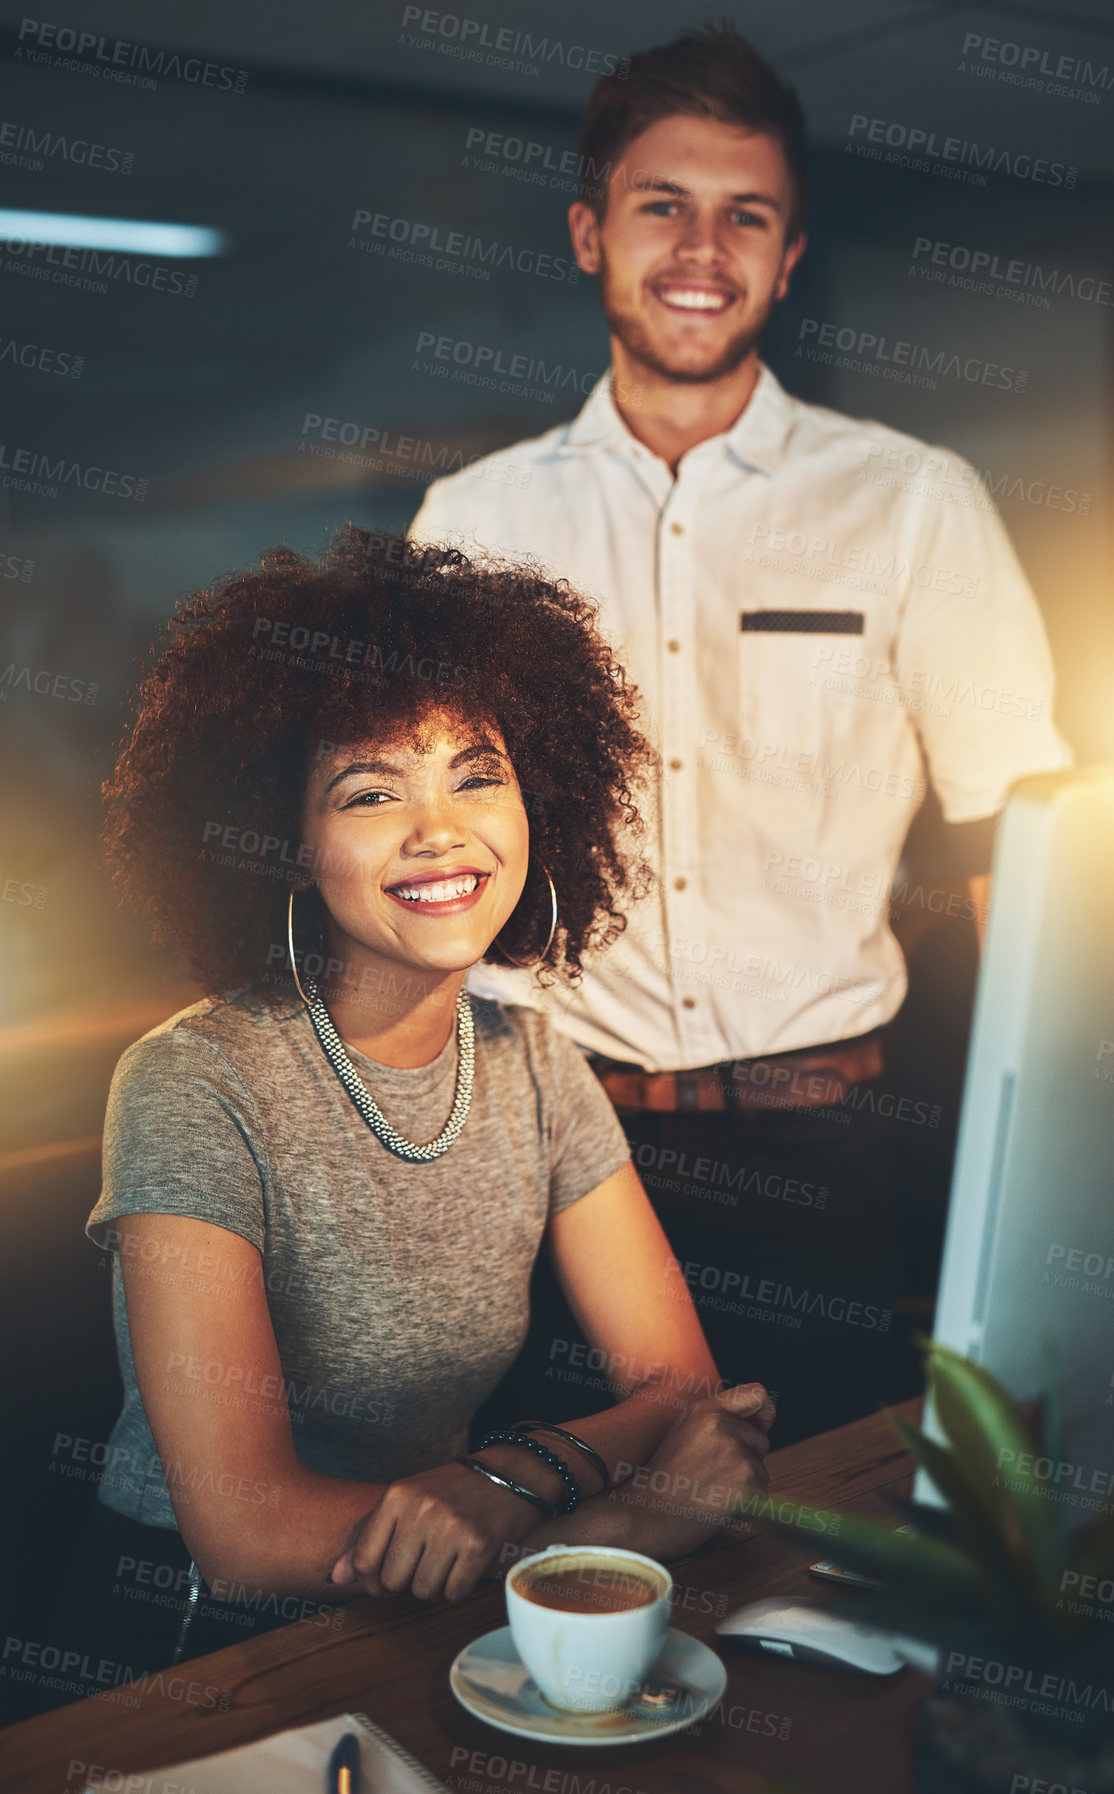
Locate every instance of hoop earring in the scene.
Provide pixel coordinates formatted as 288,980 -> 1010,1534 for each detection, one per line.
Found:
287,888 -> 314,1007
495,863 -> 558,969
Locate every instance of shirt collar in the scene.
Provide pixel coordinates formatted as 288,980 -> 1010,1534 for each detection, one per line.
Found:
559,361 -> 794,477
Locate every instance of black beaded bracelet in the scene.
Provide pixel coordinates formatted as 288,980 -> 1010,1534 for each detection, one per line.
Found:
511,1420 -> 611,1495
455,1455 -> 557,1521
476,1429 -> 581,1516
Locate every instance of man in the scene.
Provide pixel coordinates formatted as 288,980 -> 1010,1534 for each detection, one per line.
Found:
410,25 -> 1070,1442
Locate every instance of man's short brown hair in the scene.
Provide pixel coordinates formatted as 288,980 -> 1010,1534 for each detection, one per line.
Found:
577,21 -> 808,240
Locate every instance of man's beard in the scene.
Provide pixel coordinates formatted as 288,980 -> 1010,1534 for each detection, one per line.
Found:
599,257 -> 772,385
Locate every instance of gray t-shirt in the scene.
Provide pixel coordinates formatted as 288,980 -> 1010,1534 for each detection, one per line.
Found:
86,990 -> 629,1530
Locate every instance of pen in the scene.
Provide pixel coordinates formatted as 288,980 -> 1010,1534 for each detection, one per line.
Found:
327,1730 -> 361,1794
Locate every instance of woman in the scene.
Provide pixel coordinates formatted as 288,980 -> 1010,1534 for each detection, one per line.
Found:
83,527 -> 773,1637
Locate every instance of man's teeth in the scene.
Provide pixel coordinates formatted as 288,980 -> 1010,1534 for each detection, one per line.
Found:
658,288 -> 730,311
392,874 -> 480,903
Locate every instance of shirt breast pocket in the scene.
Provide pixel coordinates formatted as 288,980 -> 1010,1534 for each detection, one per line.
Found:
738,609 -> 865,769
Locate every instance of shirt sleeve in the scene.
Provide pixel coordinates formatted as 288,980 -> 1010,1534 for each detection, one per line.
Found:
409,472 -> 518,562
894,453 -> 1073,823
409,477 -> 461,547
543,1023 -> 632,1217
86,1029 -> 268,1254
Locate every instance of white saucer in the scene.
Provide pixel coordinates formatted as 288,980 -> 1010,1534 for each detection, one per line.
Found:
449,1624 -> 727,1745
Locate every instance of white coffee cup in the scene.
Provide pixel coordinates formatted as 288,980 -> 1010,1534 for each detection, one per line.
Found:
506,1545 -> 672,1713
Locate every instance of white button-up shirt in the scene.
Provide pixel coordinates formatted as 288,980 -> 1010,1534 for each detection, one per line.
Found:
410,364 -> 1070,1071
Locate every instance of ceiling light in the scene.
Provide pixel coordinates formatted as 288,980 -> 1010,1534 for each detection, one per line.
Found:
0,210 -> 228,256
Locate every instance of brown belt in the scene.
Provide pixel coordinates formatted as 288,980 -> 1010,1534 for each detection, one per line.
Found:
589,1030 -> 884,1114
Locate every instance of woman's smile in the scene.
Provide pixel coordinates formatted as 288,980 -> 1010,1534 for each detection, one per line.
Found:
384,867 -> 492,916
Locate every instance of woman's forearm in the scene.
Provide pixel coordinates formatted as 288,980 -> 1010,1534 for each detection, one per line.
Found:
185,1464 -> 387,1603
192,1381 -> 706,1602
480,1362 -> 713,1501
541,1376 -> 704,1484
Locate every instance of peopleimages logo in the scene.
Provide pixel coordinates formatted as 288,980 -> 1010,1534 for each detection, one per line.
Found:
298,411 -> 530,488
0,662 -> 97,703
941,1649 -> 1113,1721
399,7 -> 629,79
17,18 -> 249,91
0,442 -> 147,501
0,115 -> 134,174
2,875 -> 48,908
911,238 -> 1112,309
679,1259 -> 893,1332
746,521 -> 978,597
0,332 -> 83,377
797,318 -> 1028,392
859,440 -> 1092,518
349,210 -> 578,284
847,114 -> 1077,188
462,126 -> 613,198
810,645 -> 1043,724
412,330 -> 638,407
959,31 -> 1112,105
0,235 -> 199,299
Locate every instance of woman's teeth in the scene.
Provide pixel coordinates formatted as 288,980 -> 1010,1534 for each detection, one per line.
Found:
391,874 -> 480,903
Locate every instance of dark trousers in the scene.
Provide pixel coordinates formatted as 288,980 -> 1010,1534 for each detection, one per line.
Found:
27,1499 -> 325,1721
477,1078 -> 916,1450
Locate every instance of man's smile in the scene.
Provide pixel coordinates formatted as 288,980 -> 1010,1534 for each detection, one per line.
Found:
652,280 -> 736,315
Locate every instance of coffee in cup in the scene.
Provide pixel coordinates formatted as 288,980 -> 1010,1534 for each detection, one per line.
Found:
506,1547 -> 671,1713
514,1556 -> 663,1614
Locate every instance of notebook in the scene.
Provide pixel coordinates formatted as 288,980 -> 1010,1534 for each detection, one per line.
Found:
83,1710 -> 448,1793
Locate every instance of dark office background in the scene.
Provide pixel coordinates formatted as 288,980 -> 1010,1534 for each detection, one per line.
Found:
1,0 -> 1110,1725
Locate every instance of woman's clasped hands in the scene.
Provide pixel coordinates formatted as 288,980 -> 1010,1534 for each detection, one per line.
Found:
328,1382 -> 775,1603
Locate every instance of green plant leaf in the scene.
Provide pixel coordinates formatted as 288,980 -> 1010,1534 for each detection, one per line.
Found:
839,1588 -> 1053,1663
924,1340 -> 1065,1587
880,1494 -> 967,1542
887,1411 -> 1041,1616
763,1342 -> 1102,1675
765,1503 -> 980,1597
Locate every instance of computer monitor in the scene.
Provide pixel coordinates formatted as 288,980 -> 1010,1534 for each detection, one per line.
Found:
918,766 -> 1114,1514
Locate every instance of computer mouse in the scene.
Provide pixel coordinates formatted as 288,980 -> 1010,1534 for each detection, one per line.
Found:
714,1595 -> 909,1675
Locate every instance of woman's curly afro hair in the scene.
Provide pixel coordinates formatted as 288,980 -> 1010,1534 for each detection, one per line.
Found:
103,527 -> 656,998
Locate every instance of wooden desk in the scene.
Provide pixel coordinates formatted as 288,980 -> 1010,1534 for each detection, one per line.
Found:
0,1402 -> 932,1794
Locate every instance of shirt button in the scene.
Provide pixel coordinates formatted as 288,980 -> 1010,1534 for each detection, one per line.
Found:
673,876 -> 687,891
666,638 -> 681,653
681,996 -> 697,1010
668,757 -> 683,771
669,522 -> 685,536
